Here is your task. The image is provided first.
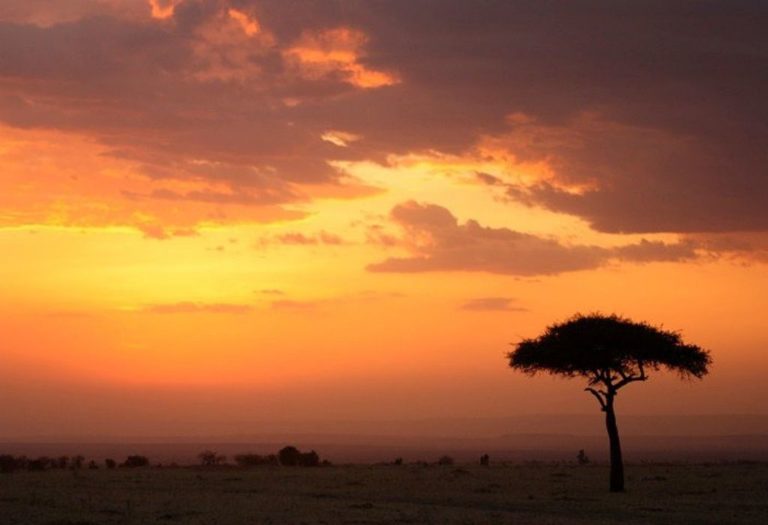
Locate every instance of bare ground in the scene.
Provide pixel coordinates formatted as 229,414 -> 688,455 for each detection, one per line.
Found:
1,463 -> 766,524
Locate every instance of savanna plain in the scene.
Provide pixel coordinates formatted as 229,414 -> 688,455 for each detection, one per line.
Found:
2,462 -> 766,525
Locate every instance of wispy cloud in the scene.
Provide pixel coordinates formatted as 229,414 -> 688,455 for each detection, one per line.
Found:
142,302 -> 253,314
460,297 -> 527,312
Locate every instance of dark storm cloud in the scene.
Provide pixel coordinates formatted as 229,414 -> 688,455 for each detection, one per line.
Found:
249,0 -> 768,232
1,0 -> 767,232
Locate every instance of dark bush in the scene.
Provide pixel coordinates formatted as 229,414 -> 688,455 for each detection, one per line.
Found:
71,455 -> 85,470
577,449 -> 590,465
234,453 -> 278,467
298,451 -> 320,467
14,456 -> 29,470
122,455 -> 150,468
88,460 -> 99,470
480,454 -> 490,466
198,450 -> 226,466
27,457 -> 49,471
437,455 -> 454,466
278,446 -> 301,466
393,457 -> 403,466
56,456 -> 69,469
0,455 -> 19,473
105,458 -> 117,469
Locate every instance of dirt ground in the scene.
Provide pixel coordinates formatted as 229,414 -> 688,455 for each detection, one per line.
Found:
1,463 -> 766,524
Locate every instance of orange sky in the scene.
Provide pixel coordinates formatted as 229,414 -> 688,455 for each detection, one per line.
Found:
1,1 -> 767,439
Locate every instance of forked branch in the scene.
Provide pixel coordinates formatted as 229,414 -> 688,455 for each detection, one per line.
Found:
585,387 -> 607,411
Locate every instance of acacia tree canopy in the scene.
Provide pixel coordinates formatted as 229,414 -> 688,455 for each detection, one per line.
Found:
508,313 -> 711,401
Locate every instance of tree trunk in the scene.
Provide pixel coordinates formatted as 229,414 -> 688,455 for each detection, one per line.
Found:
604,395 -> 624,492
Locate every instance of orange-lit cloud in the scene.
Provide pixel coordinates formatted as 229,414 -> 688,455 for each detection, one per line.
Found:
285,27 -> 399,88
321,130 -> 361,147
0,125 -> 306,235
227,8 -> 260,36
149,0 -> 180,19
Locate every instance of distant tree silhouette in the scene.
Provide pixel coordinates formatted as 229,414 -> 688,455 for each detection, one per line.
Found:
56,456 -> 69,469
437,455 -> 454,466
0,455 -> 18,473
577,449 -> 590,465
71,455 -> 85,470
480,454 -> 490,466
507,313 -> 711,492
278,446 -> 301,466
105,458 -> 117,469
198,450 -> 226,467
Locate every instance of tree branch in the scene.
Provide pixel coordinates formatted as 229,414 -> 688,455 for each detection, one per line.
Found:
585,387 -> 607,411
613,360 -> 650,390
638,360 -> 646,380
614,373 -> 647,390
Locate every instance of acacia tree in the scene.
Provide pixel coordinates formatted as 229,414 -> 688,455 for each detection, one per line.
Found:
507,313 -> 711,492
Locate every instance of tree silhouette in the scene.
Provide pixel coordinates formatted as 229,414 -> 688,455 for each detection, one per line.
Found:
507,313 -> 711,492
198,450 -> 226,467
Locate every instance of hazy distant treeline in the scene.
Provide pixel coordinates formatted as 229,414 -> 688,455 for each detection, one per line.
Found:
0,445 -> 326,472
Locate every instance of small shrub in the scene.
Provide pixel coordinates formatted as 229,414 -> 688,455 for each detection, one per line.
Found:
234,453 -> 278,467
27,458 -> 49,471
0,455 -> 19,473
234,454 -> 262,467
393,457 -> 403,466
198,450 -> 226,467
105,459 -> 117,469
298,451 -> 320,467
577,449 -> 590,465
437,455 -> 454,466
121,455 -> 150,468
71,455 -> 85,470
480,454 -> 490,466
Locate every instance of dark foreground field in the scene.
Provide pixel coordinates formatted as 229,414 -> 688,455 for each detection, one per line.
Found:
1,463 -> 766,524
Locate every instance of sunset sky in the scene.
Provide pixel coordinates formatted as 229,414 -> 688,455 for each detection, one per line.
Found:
1,0 -> 767,439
